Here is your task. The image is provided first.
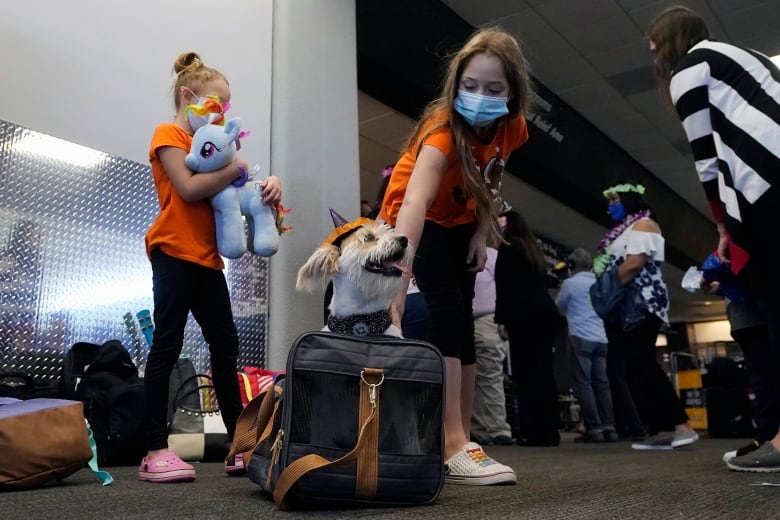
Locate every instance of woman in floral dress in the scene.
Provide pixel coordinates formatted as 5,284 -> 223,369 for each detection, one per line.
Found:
594,182 -> 698,451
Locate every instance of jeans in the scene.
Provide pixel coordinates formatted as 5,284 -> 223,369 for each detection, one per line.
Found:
568,335 -> 615,433
401,291 -> 429,341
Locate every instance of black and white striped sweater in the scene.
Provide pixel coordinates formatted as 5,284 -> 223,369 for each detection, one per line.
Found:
670,39 -> 780,273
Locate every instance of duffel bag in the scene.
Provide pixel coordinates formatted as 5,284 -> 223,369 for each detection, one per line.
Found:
0,398 -> 93,490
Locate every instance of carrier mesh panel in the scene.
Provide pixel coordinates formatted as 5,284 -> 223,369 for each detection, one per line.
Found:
289,370 -> 442,455
0,120 -> 268,377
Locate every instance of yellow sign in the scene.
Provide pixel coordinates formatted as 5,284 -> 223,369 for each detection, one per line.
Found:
676,369 -> 707,431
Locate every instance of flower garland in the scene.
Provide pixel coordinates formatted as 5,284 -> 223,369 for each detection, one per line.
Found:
602,183 -> 645,198
593,209 -> 650,275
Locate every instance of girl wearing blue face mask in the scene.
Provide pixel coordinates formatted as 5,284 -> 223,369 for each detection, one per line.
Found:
594,182 -> 698,451
379,26 -> 533,486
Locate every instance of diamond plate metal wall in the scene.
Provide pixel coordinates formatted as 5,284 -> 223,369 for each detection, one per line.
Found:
0,120 -> 268,380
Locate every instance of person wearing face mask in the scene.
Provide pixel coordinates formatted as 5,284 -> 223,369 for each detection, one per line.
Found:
593,183 -> 698,451
379,26 -> 533,486
140,51 -> 282,483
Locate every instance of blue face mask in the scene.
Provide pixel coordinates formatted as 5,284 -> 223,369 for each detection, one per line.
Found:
607,202 -> 627,222
454,90 -> 509,127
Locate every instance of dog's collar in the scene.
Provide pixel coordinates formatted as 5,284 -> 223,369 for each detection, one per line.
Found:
327,309 -> 392,337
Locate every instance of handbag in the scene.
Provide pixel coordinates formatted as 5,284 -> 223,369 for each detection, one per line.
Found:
167,356 -> 198,424
227,331 -> 445,509
167,374 -> 230,462
589,268 -> 647,331
0,398 -> 93,490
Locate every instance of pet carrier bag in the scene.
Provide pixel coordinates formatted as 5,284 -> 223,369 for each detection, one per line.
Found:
227,331 -> 445,509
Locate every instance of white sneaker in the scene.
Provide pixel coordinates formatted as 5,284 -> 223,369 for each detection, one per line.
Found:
671,429 -> 699,448
444,442 -> 516,486
722,440 -> 761,463
722,450 -> 738,463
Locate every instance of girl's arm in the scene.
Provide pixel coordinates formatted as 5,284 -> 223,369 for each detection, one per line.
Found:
159,146 -> 248,202
393,145 -> 447,251
616,219 -> 657,286
467,208 -> 489,272
388,144 -> 447,325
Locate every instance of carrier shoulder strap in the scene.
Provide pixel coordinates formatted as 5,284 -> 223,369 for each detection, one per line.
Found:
225,382 -> 282,468
272,367 -> 383,508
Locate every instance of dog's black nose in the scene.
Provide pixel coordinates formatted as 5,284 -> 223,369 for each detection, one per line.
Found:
398,236 -> 408,248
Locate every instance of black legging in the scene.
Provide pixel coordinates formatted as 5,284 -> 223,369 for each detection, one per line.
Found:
144,248 -> 242,451
506,309 -> 560,442
606,313 -> 688,434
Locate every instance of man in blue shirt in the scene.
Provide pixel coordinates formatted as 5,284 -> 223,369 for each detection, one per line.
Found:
556,248 -> 618,442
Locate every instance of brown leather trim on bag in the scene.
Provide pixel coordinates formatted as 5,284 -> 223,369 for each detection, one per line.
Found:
272,368 -> 383,508
355,368 -> 382,500
225,383 -> 281,467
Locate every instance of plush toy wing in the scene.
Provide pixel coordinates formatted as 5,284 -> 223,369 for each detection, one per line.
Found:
185,116 -> 241,173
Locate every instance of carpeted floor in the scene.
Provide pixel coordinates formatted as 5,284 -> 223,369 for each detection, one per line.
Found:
1,433 -> 778,519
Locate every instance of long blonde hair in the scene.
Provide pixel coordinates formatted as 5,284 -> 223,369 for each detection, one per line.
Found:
405,26 -> 534,242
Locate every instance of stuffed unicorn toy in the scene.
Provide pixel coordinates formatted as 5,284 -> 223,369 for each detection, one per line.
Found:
185,115 -> 280,259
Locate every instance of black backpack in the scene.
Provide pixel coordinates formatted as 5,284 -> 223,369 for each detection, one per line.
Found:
60,340 -> 147,466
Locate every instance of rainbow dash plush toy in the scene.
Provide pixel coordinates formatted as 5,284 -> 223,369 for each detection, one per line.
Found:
185,115 -> 280,259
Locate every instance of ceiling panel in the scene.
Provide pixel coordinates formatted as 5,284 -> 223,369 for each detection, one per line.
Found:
535,0 -> 623,31
439,0 -> 533,25
565,15 -> 645,57
590,42 -> 653,77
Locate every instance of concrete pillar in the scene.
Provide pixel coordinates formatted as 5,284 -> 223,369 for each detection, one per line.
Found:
267,0 -> 360,369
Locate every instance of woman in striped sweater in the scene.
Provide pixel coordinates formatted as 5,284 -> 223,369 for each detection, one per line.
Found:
647,5 -> 780,473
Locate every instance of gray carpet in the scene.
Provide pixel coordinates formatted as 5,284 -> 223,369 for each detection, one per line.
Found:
2,433 -> 778,519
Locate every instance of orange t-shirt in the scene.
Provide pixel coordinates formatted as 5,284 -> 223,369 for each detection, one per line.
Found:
380,111 -> 529,227
145,123 -> 224,270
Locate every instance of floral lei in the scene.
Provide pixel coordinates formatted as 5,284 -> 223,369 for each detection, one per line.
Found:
593,209 -> 650,275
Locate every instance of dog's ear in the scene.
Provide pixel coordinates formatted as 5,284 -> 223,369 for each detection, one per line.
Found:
296,245 -> 340,291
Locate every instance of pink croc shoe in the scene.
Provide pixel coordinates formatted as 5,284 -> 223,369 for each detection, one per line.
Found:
225,452 -> 246,476
138,451 -> 196,483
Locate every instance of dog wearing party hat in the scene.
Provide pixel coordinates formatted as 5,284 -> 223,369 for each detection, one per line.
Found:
296,209 -> 412,337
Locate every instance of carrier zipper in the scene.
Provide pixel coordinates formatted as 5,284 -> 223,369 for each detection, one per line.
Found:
270,429 -> 284,467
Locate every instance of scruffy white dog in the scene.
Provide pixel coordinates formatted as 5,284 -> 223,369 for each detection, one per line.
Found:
296,216 -> 412,337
